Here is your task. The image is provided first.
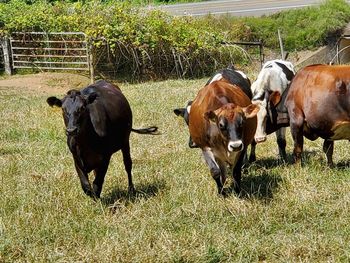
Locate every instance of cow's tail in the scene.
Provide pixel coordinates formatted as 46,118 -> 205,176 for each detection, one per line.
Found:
131,126 -> 159,135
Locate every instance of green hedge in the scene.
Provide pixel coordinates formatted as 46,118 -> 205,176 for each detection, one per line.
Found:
0,0 -> 248,79
0,0 -> 349,79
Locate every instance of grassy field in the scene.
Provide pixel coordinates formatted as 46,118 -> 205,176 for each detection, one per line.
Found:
0,73 -> 349,262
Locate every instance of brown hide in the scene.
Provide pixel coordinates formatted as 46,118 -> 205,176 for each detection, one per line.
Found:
189,81 -> 256,149
285,64 -> 350,165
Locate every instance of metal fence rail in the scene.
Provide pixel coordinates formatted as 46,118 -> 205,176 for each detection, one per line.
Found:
9,32 -> 93,81
0,42 -> 4,71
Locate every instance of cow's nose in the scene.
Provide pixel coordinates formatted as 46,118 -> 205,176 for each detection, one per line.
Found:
66,127 -> 78,136
255,136 -> 267,143
228,140 -> 243,152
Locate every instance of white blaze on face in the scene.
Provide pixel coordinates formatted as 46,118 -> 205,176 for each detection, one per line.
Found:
252,100 -> 268,143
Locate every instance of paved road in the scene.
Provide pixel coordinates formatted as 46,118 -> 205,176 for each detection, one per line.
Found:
151,0 -> 350,17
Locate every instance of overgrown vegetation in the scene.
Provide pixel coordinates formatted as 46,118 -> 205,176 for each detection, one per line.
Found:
225,0 -> 350,50
0,0 -> 349,79
0,73 -> 350,262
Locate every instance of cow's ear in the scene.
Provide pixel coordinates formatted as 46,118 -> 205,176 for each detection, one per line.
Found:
174,108 -> 185,117
269,91 -> 281,106
88,102 -> 107,137
204,111 -> 217,123
86,92 -> 98,104
46,96 -> 62,107
243,104 -> 260,119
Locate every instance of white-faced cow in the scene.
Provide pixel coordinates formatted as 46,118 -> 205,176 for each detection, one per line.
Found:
250,59 -> 295,160
285,64 -> 350,167
189,80 -> 259,195
174,66 -> 252,148
47,80 -> 158,198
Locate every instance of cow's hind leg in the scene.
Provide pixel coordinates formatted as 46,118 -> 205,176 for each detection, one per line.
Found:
74,159 -> 94,197
92,156 -> 111,198
323,139 -> 334,167
289,109 -> 304,164
202,148 -> 225,195
276,127 -> 287,161
122,142 -> 135,195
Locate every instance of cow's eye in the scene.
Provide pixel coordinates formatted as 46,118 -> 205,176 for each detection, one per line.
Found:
76,106 -> 85,114
219,119 -> 227,130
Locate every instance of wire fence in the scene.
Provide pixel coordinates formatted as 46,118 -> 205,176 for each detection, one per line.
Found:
0,32 -> 266,81
6,32 -> 93,81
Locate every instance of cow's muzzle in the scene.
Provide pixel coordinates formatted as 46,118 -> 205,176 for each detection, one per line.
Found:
228,140 -> 243,152
66,127 -> 78,136
255,136 -> 267,143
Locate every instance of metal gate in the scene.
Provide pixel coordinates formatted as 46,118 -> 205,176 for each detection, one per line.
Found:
0,42 -> 4,72
10,32 -> 93,81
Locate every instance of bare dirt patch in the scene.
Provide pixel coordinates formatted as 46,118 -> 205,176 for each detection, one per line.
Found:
0,72 -> 90,94
0,49 -> 317,94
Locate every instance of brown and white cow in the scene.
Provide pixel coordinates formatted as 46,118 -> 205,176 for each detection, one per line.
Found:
189,80 -> 259,194
174,66 -> 252,149
251,59 -> 295,160
285,64 -> 350,166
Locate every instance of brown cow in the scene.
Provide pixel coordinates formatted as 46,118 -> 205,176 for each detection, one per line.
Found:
285,64 -> 350,166
189,80 -> 259,194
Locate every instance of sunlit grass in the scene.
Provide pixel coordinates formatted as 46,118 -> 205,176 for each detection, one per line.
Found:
0,74 -> 349,262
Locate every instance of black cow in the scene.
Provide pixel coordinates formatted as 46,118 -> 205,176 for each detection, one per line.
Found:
47,80 -> 158,198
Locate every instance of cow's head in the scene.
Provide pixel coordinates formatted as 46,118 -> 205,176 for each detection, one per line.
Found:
204,103 -> 259,152
173,100 -> 192,125
174,101 -> 198,148
47,90 -> 98,136
252,91 -> 281,143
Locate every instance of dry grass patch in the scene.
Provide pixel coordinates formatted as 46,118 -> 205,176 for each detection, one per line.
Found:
0,73 -> 349,262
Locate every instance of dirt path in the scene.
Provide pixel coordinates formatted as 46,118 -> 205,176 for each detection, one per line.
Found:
0,72 -> 91,94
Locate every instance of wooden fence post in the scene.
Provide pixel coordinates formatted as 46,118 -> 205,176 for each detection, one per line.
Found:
278,29 -> 285,60
2,37 -> 13,75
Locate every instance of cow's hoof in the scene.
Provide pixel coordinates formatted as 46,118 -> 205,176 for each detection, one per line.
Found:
128,186 -> 136,196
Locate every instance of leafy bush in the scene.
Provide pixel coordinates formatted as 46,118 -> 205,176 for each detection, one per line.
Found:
0,0 -> 349,79
0,0 -> 248,79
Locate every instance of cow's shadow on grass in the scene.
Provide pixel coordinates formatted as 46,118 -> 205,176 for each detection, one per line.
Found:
101,179 -> 166,211
232,150 -> 319,200
333,160 -> 350,170
250,150 -> 319,169
239,171 -> 282,200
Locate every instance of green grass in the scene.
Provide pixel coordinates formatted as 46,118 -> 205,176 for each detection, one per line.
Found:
0,74 -> 350,262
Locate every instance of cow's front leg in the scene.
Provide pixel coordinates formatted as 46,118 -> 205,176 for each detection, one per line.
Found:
276,127 -> 287,161
232,150 -> 245,194
323,139 -> 334,167
202,148 -> 225,195
249,140 -> 256,162
92,156 -> 111,198
73,159 -> 94,197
